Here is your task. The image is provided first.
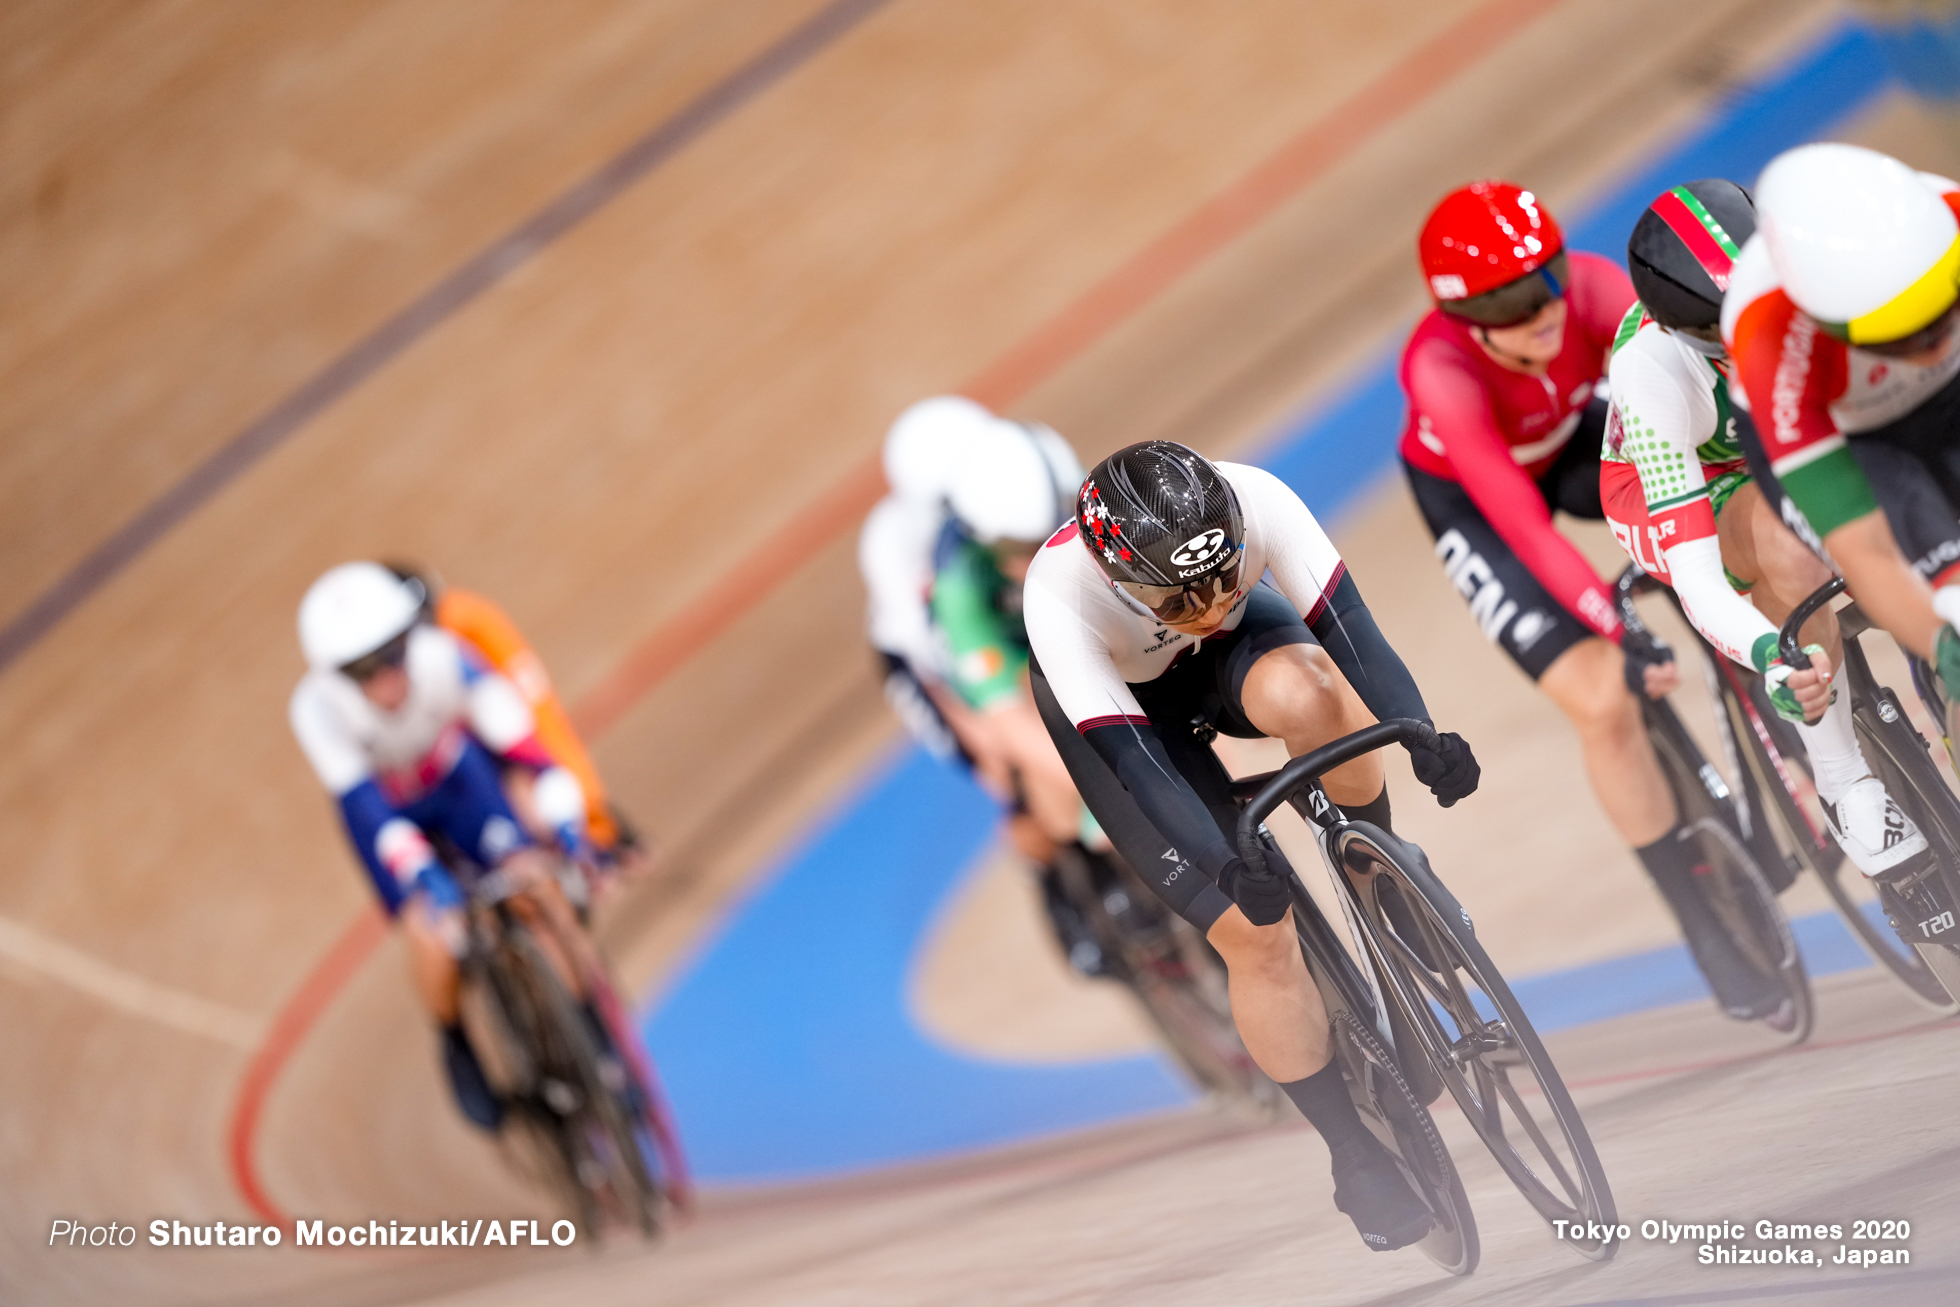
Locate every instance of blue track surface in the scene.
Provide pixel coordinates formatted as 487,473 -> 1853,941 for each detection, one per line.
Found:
643,24 -> 1899,1185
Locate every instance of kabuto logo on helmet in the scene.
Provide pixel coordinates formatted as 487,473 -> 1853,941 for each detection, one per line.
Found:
1170,529 -> 1227,570
1429,274 -> 1468,300
1076,441 -> 1245,590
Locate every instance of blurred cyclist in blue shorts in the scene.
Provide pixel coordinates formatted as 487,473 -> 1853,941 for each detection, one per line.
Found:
288,562 -> 599,1130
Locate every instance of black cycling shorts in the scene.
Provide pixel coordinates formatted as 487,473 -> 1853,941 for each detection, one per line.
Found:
1402,395 -> 1607,682
1031,584 -> 1319,933
1848,370 -> 1960,586
1738,369 -> 1960,586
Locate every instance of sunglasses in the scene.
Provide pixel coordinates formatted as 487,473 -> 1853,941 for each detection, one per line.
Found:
1438,251 -> 1570,328
1115,556 -> 1244,623
339,630 -> 411,682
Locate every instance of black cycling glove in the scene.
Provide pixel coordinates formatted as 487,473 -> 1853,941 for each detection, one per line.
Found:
1619,623 -> 1675,699
1405,731 -> 1480,807
1217,856 -> 1292,927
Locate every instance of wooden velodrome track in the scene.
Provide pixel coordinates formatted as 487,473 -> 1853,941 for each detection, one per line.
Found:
11,1 -> 1960,1303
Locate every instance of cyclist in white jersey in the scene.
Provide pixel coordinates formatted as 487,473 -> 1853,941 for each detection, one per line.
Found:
1602,179 -> 1926,891
858,396 -> 1119,970
1026,441 -> 1478,1252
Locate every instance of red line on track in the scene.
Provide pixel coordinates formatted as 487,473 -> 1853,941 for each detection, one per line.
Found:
227,908 -> 389,1227
227,0 -> 1570,1228
570,0 -> 1567,738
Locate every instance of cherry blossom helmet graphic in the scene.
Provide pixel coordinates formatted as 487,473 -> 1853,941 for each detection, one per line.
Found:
1627,178 -> 1756,341
1077,441 -> 1246,623
1419,180 -> 1568,327
298,561 -> 422,678
1757,142 -> 1960,358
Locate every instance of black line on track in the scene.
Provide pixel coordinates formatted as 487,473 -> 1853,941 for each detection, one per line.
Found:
0,0 -> 893,677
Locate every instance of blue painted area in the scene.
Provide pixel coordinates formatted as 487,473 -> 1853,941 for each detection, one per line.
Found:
1248,25 -> 1892,525
642,747 -> 1190,1184
643,25 -> 1904,1184
1513,904 -> 1888,1034
1859,10 -> 1960,102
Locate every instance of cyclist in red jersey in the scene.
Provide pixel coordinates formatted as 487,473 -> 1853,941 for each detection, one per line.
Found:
1721,143 -> 1960,729
1398,181 -> 1785,1020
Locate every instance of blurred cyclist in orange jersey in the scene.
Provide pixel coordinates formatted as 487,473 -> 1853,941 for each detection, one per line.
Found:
385,564 -> 645,875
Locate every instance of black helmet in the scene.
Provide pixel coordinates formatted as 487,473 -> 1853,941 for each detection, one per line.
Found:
1078,442 -> 1246,620
1627,179 -> 1755,334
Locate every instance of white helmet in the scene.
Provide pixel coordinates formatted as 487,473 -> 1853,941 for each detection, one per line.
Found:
882,396 -> 997,505
298,562 -> 420,672
948,422 -> 1070,544
1757,142 -> 1960,345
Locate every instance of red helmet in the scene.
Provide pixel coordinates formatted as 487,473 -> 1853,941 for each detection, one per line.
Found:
1419,182 -> 1567,325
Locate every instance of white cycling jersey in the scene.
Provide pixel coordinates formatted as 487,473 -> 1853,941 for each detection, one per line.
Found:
289,625 -> 535,800
1025,462 -> 1347,730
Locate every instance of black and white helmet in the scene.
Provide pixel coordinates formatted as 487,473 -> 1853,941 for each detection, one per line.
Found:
1077,441 -> 1244,592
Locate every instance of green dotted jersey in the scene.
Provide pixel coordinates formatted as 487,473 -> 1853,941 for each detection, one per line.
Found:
1603,303 -> 1788,675
1601,303 -> 1748,507
930,538 -> 1028,710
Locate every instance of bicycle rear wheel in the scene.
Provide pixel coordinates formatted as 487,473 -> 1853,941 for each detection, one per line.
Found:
1337,825 -> 1618,1260
1286,876 -> 1477,1276
1064,847 -> 1277,1110
1717,666 -> 1956,1012
1854,685 -> 1960,1006
1650,702 -> 1813,1042
1129,921 -> 1279,1111
1331,1007 -> 1478,1275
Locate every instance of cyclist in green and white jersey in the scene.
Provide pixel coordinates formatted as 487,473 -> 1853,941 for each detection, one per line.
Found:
859,396 -> 1117,972
1601,180 -> 1926,883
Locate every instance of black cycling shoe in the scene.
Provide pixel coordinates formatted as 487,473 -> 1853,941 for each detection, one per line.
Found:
441,1026 -> 504,1131
1331,1148 -> 1433,1252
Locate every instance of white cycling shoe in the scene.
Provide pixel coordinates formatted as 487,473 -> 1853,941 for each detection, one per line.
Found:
1822,775 -> 1929,878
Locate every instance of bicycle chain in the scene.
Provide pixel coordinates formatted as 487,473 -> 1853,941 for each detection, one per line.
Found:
1334,1008 -> 1454,1192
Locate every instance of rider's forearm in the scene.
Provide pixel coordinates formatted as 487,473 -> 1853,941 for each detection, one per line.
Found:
1308,572 -> 1430,725
1827,511 -> 1943,660
1664,536 -> 1779,670
1082,720 -> 1238,877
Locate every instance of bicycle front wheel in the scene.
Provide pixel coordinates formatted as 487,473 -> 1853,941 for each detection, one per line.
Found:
1337,825 -> 1618,1261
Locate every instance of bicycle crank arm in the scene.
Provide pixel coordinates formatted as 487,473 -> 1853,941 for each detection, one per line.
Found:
1878,862 -> 1960,945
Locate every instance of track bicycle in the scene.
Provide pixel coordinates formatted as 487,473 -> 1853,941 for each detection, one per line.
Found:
1228,718 -> 1619,1275
1778,577 -> 1960,1006
450,852 -> 689,1237
1050,842 -> 1279,1111
1616,567 -> 1813,1042
1673,575 -> 1955,1011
